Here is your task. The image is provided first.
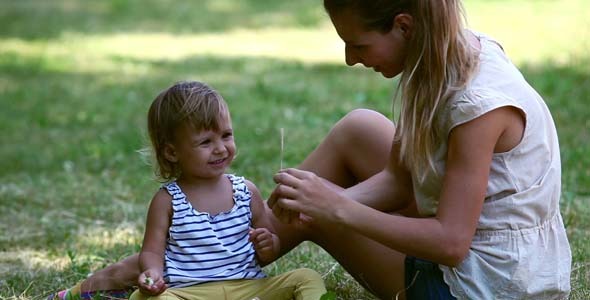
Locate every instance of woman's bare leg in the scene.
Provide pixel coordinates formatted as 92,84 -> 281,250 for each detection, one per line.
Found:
309,219 -> 407,299
272,109 -> 410,299
300,109 -> 395,187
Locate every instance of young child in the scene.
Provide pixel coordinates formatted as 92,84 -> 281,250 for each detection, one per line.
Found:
49,81 -> 326,300
131,82 -> 326,300
130,80 -> 325,300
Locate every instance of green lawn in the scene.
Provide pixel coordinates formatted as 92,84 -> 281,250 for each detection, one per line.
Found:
0,0 -> 588,299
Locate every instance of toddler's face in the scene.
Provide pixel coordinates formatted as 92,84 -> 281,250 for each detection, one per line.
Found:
170,115 -> 236,180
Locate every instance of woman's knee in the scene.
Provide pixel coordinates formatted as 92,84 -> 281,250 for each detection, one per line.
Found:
327,109 -> 394,180
330,109 -> 394,148
336,109 -> 393,134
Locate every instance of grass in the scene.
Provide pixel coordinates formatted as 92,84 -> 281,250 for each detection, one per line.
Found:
0,0 -> 588,299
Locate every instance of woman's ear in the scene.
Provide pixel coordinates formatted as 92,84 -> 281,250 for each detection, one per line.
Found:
394,13 -> 413,40
163,144 -> 178,163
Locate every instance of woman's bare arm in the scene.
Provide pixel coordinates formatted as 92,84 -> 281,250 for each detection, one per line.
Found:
272,107 -> 521,266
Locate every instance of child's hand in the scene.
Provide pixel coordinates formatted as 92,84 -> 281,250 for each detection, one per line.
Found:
138,270 -> 167,296
249,227 -> 280,264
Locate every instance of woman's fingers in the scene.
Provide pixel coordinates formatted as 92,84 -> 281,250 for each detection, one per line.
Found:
276,197 -> 302,212
268,184 -> 298,207
270,201 -> 289,223
282,167 -> 313,178
269,195 -> 300,224
273,168 -> 313,187
276,205 -> 295,224
273,170 -> 295,186
276,183 -> 298,198
267,183 -> 292,207
274,184 -> 304,223
268,168 -> 321,224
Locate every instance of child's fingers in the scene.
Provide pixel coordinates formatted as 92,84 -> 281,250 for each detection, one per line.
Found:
138,272 -> 151,288
137,270 -> 167,295
255,237 -> 271,248
151,280 -> 167,294
141,281 -> 166,295
250,231 -> 270,246
248,228 -> 260,241
249,227 -> 270,239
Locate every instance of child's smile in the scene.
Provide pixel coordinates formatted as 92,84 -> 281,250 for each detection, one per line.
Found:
169,116 -> 236,181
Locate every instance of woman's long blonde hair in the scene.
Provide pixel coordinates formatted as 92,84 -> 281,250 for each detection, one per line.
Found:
324,0 -> 479,179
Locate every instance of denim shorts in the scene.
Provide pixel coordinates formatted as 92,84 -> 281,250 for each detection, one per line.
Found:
405,256 -> 456,300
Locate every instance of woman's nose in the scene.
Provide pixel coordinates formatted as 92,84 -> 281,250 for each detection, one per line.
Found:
345,45 -> 360,66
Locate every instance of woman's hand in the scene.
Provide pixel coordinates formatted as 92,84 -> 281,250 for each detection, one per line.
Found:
267,184 -> 299,224
137,269 -> 167,296
268,168 -> 346,224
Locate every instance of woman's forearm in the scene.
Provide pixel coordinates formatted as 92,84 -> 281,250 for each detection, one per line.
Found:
334,200 -> 468,266
341,168 -> 411,212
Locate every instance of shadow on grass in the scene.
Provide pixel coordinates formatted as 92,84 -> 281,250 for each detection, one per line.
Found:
0,0 -> 326,40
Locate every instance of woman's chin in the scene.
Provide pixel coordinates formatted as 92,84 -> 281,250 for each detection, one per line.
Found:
380,69 -> 401,79
375,68 -> 393,78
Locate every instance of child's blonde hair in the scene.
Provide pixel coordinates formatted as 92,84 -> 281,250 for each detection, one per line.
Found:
324,0 -> 479,179
147,81 -> 229,181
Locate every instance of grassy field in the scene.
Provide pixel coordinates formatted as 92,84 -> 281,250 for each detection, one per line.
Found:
0,0 -> 588,299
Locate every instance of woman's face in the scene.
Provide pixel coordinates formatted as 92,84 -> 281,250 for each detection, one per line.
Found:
329,9 -> 410,78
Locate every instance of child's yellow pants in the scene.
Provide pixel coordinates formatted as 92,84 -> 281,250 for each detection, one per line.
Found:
129,268 -> 327,300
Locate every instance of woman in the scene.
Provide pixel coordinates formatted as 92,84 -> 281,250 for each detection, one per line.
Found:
50,0 -> 571,299
269,0 -> 571,299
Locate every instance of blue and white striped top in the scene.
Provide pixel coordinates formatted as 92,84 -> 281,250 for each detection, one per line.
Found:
162,174 -> 266,288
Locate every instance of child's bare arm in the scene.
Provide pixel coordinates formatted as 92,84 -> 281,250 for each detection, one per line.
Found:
247,180 -> 281,264
137,189 -> 171,295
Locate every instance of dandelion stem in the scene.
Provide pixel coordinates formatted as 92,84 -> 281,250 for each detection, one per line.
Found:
280,128 -> 284,170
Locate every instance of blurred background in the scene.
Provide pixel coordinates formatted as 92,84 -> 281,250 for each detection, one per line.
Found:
1,0 -> 588,298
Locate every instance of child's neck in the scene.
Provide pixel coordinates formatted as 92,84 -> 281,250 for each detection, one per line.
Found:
176,174 -> 226,190
176,174 -> 234,215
